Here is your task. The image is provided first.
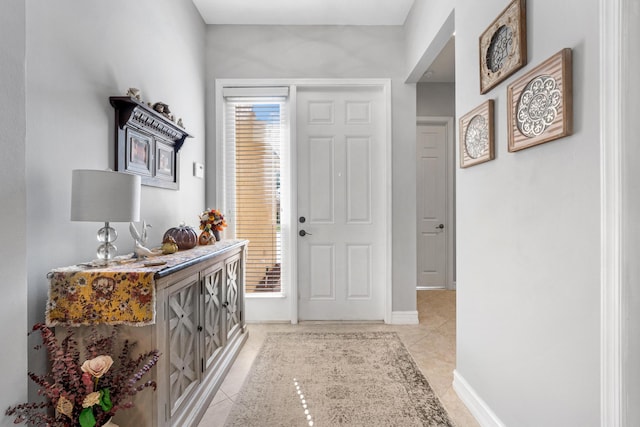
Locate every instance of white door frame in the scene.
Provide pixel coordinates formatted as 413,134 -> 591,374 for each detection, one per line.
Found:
416,116 -> 455,290
215,78 -> 393,325
600,0 -> 631,425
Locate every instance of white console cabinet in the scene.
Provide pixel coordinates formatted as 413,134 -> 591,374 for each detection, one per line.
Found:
50,240 -> 248,427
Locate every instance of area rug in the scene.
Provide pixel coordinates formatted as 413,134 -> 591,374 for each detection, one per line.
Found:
224,331 -> 454,427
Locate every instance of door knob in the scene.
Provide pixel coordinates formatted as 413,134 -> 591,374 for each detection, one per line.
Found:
299,230 -> 312,237
299,216 -> 306,223
435,224 -> 444,229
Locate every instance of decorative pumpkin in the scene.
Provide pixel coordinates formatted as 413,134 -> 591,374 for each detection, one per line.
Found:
163,224 -> 197,250
161,235 -> 179,254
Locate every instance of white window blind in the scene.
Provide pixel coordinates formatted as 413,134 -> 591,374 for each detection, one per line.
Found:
223,93 -> 287,294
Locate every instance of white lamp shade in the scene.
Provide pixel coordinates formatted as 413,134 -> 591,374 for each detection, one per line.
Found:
71,170 -> 141,222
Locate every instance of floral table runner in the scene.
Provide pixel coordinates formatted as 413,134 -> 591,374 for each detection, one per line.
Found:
46,241 -> 240,327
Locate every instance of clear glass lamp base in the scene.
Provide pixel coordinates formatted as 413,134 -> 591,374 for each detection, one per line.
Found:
96,222 -> 118,261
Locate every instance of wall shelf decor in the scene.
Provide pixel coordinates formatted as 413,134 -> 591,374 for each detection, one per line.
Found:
459,100 -> 495,168
479,0 -> 527,94
507,48 -> 573,152
110,96 -> 192,190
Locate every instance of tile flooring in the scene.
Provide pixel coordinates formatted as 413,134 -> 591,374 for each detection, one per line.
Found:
198,290 -> 479,426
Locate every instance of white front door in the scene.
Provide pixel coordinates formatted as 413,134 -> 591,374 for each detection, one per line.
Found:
417,122 -> 450,288
296,85 -> 387,320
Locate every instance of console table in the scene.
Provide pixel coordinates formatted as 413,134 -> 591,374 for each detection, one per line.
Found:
47,240 -> 248,427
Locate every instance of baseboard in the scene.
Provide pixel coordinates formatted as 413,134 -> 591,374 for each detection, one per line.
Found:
390,310 -> 419,325
452,370 -> 506,427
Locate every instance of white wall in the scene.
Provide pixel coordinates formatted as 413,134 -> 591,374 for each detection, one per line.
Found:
454,0 -> 601,425
23,0 -> 206,400
417,82 -> 455,117
404,0 -> 454,82
205,25 -> 417,313
0,0 -> 28,423
623,0 -> 640,424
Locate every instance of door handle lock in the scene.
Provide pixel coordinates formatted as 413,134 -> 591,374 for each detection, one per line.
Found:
299,216 -> 306,223
299,230 -> 312,237
435,224 -> 444,230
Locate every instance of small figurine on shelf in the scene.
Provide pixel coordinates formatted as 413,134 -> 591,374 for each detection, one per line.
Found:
198,230 -> 214,246
134,241 -> 162,259
130,221 -> 157,258
152,102 -> 172,120
161,235 -> 179,254
126,87 -> 141,101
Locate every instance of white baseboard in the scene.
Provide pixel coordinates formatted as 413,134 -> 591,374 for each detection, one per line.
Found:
452,370 -> 505,427
390,310 -> 419,324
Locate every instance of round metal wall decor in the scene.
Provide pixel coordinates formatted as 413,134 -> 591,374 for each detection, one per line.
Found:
464,115 -> 489,159
516,75 -> 561,138
459,100 -> 494,168
479,0 -> 527,94
507,48 -> 573,152
486,25 -> 514,73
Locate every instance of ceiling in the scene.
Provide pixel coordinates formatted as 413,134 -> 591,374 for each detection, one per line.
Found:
192,0 -> 455,83
192,0 -> 415,26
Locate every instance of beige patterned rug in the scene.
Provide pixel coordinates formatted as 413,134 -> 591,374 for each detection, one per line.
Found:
224,332 -> 454,427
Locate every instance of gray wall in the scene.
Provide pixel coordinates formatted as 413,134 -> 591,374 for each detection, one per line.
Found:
417,82 -> 455,118
205,25 -> 418,312
23,0 -> 206,400
454,0 -> 600,425
0,0 -> 28,421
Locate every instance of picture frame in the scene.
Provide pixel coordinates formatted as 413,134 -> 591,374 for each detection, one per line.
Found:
155,140 -> 176,182
459,100 -> 495,168
110,96 -> 191,190
125,128 -> 152,177
479,0 -> 527,94
507,48 -> 573,152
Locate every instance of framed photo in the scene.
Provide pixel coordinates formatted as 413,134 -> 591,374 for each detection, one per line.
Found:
155,140 -> 175,181
507,48 -> 573,152
125,129 -> 152,176
459,100 -> 495,168
479,0 -> 527,94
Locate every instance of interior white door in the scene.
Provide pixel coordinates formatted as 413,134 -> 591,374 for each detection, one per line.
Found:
417,123 -> 448,288
297,85 -> 387,320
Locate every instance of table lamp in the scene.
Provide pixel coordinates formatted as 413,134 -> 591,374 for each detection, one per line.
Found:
71,169 -> 141,262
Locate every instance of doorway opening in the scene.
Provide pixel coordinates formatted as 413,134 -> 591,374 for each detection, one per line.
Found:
415,34 -> 456,291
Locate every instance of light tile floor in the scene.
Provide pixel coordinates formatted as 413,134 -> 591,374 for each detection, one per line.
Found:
198,290 -> 479,427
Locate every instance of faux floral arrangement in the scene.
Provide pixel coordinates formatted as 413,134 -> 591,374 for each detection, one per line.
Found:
199,208 -> 227,233
6,323 -> 160,427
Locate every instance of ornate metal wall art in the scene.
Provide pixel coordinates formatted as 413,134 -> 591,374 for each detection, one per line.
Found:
459,100 -> 495,168
507,49 -> 573,152
479,0 -> 527,94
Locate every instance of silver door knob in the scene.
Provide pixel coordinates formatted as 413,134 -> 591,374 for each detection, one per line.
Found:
299,230 -> 312,237
435,224 -> 444,229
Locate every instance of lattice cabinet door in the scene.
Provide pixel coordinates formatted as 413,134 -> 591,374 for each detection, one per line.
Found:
167,274 -> 201,418
224,254 -> 243,342
202,262 -> 224,371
